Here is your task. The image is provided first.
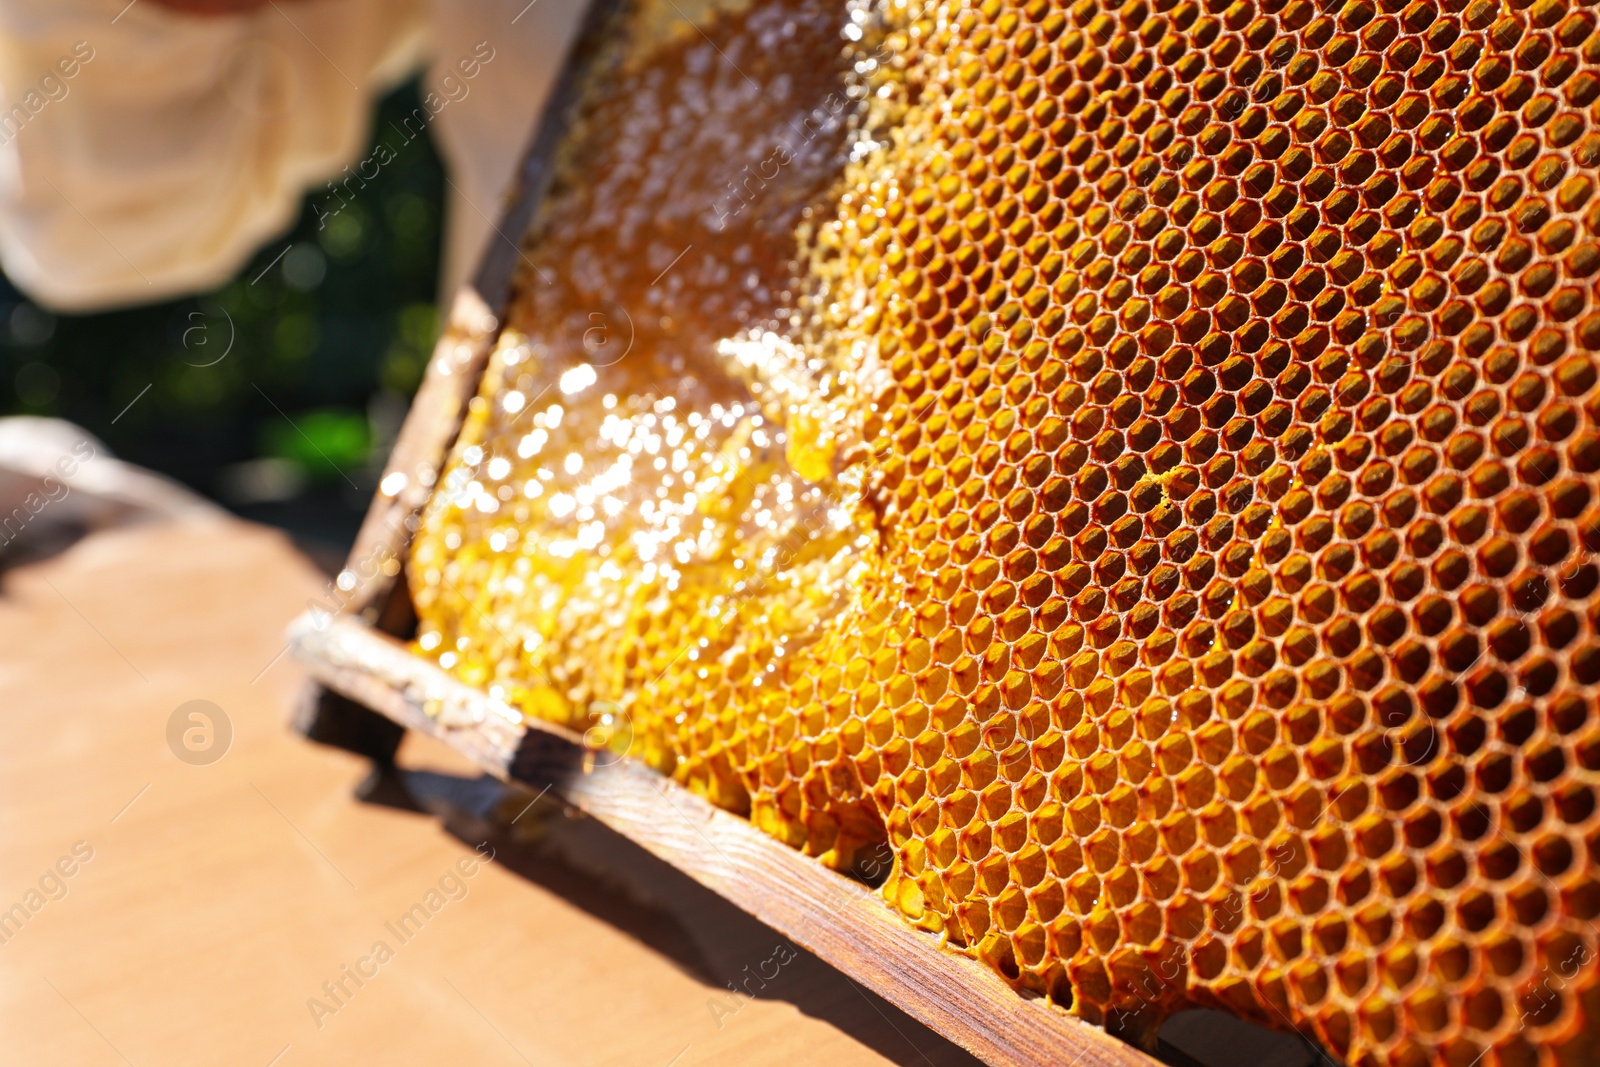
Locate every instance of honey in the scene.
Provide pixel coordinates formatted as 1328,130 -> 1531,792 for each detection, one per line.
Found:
410,0 -> 1600,1062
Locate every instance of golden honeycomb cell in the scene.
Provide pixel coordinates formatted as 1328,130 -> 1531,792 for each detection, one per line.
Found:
407,0 -> 1600,1062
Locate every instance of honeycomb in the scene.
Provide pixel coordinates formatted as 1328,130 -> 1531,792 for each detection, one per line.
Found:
406,0 -> 1600,1061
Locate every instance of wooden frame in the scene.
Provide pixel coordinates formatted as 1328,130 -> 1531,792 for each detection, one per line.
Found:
287,3 -> 1163,1064
292,615 -> 1157,1067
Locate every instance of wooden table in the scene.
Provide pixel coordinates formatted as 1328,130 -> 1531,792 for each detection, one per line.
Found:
0,516 -> 980,1067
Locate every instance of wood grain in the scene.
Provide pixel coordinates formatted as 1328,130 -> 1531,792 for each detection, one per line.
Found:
334,287 -> 498,623
290,614 -> 1162,1067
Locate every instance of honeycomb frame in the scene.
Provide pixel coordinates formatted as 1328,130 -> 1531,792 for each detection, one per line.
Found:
307,0 -> 1600,1064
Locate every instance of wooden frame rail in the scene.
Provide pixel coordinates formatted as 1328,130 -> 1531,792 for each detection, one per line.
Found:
289,614 -> 1161,1067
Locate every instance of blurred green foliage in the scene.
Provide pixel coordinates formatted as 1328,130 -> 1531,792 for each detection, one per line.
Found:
0,79 -> 445,546
260,408 -> 372,481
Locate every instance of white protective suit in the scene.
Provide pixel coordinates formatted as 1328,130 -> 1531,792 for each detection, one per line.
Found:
0,0 -> 588,310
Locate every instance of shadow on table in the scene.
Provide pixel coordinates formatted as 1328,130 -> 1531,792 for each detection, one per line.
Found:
358,764 -> 1336,1067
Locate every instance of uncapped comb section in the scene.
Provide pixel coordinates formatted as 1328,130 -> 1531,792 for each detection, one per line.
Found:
408,0 -> 1600,1063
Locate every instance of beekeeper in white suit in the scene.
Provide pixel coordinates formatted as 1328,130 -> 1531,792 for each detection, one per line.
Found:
0,0 -> 589,311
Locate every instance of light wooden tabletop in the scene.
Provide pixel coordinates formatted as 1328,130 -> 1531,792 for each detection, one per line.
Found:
0,516 -> 979,1067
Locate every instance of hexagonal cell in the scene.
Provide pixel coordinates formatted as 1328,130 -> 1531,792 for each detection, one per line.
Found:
400,0 -> 1600,1061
